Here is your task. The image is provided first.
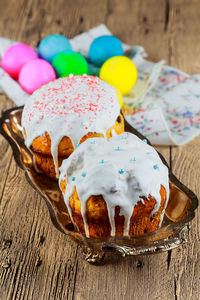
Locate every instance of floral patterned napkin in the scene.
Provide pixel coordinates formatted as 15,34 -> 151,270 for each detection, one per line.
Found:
126,67 -> 200,145
0,24 -> 200,146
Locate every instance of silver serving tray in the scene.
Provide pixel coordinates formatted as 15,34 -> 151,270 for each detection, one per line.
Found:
0,106 -> 198,263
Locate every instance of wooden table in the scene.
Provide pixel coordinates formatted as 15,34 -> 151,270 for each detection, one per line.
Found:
0,0 -> 200,299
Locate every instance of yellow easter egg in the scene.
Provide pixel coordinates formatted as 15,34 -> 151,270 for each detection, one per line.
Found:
99,56 -> 137,95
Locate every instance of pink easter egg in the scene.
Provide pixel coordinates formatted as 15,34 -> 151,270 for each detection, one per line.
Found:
1,43 -> 37,79
19,59 -> 56,94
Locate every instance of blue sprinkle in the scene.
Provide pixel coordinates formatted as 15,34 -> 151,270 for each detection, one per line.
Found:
72,177 -> 76,181
81,172 -> 86,177
77,143 -> 80,147
100,159 -> 105,164
143,139 -> 147,143
146,152 -> 151,155
119,169 -> 125,174
115,146 -> 121,151
91,140 -> 96,144
130,157 -> 136,162
153,164 -> 159,170
120,135 -> 126,140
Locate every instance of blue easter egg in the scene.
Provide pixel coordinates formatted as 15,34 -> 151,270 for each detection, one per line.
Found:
88,35 -> 124,67
38,34 -> 72,63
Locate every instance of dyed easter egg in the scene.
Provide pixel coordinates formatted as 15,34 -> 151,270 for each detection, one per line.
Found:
99,56 -> 137,95
52,50 -> 88,77
38,34 -> 72,63
1,43 -> 37,80
89,35 -> 124,67
19,58 -> 56,94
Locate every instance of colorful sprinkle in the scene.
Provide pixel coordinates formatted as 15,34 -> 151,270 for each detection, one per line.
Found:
153,164 -> 159,170
119,169 -> 125,174
77,143 -> 80,147
72,177 -> 76,181
146,152 -> 151,155
81,172 -> 86,177
130,157 -> 136,162
143,139 -> 147,143
120,135 -> 126,140
100,159 -> 105,164
115,146 -> 121,151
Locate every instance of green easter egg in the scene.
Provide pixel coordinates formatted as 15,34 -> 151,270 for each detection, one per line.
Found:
52,51 -> 88,77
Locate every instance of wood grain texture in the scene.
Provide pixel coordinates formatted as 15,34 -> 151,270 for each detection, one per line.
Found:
0,0 -> 199,299
167,3 -> 200,299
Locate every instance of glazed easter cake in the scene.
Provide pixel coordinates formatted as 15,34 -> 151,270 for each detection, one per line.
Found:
22,75 -> 124,179
59,132 -> 169,238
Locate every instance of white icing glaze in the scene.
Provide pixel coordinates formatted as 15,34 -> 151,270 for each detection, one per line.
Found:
21,75 -> 120,177
59,132 -> 169,237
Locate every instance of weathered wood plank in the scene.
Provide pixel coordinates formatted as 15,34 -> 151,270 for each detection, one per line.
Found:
0,0 -> 29,202
167,2 -> 200,299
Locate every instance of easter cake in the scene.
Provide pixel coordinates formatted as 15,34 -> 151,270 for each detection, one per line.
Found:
59,132 -> 169,238
22,75 -> 124,179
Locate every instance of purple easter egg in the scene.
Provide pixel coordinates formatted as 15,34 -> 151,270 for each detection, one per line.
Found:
19,58 -> 56,94
1,43 -> 37,79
